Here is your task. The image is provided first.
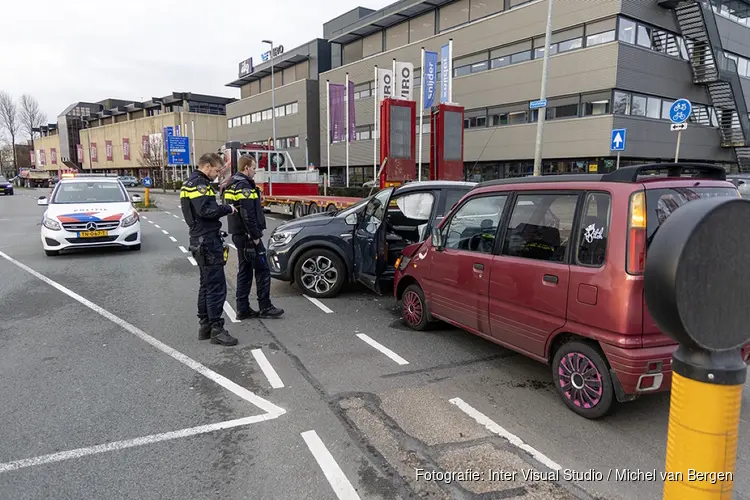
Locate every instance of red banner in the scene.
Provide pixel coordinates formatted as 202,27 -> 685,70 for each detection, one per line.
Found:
91,143 -> 98,162
51,148 -> 57,165
30,151 -> 35,165
40,149 -> 46,166
77,144 -> 83,164
105,140 -> 113,161
142,136 -> 149,157
123,138 -> 130,160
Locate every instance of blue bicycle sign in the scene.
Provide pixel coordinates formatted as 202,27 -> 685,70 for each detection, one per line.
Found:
669,99 -> 692,124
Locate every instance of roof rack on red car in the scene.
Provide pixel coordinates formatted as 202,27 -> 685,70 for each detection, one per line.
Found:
476,162 -> 727,189
601,162 -> 727,183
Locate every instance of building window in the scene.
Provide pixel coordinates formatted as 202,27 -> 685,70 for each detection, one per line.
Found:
262,109 -> 272,120
464,109 -> 487,128
510,50 -> 531,63
228,119 -> 233,128
582,92 -> 611,115
631,95 -> 647,116
353,82 -> 373,100
618,18 -> 637,44
252,112 -> 261,123
558,37 -> 583,53
491,56 -> 510,68
232,117 -> 241,127
587,30 -> 615,46
613,91 -> 630,114
355,125 -> 372,140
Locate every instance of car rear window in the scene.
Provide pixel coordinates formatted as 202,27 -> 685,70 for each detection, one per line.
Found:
646,186 -> 737,243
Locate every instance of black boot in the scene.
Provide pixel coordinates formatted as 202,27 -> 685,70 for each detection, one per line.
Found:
259,305 -> 284,318
236,305 -> 259,320
198,318 -> 211,340
210,321 -> 238,346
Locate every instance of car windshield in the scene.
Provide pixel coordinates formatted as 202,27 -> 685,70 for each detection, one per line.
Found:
52,181 -> 127,204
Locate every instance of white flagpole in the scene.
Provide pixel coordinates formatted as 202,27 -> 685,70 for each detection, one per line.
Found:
345,72 -> 350,188
326,79 -> 331,185
418,47 -> 425,182
448,38 -> 454,103
191,120 -> 195,173
374,65 -> 378,182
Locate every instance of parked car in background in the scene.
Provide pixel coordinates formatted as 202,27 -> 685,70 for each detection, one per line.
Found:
118,175 -> 140,187
393,163 -> 749,419
0,175 -> 13,195
726,174 -> 750,198
268,181 -> 475,298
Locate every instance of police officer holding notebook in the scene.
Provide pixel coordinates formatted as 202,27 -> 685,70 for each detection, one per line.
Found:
180,153 -> 239,346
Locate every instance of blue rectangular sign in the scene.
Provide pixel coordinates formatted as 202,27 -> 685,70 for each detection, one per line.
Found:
440,44 -> 450,104
530,99 -> 547,109
167,136 -> 190,165
610,128 -> 626,151
423,51 -> 438,109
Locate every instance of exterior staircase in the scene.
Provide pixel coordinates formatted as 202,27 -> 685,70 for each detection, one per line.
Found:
658,0 -> 750,171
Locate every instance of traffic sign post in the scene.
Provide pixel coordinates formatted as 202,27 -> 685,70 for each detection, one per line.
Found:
167,136 -> 190,166
644,194 -> 750,499
142,176 -> 153,206
669,99 -> 692,163
610,128 -> 626,169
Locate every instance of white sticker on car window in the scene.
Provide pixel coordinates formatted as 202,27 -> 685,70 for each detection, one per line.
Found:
584,224 -> 604,243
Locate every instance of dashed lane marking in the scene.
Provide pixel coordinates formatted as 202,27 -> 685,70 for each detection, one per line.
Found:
173,214 -> 180,219
228,242 -> 237,250
356,334 -> 408,365
169,236 -> 177,243
187,256 -> 197,266
223,301 -> 241,323
148,220 -> 154,224
450,397 -> 562,472
141,216 -> 148,220
304,295 -> 333,314
0,415 -> 271,474
301,430 -> 361,500
251,349 -> 285,389
165,211 -> 171,214
161,230 -> 169,235
154,224 -> 161,229
179,246 -> 188,253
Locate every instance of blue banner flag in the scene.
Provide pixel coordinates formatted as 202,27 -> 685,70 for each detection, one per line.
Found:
423,51 -> 438,109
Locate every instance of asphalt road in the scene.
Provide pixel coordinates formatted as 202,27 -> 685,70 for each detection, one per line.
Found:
1,187 -> 749,500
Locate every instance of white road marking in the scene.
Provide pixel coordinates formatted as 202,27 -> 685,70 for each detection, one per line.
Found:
228,242 -> 237,250
141,216 -> 148,220
301,430 -> 361,500
154,224 -> 161,229
304,295 -> 334,314
161,229 -> 169,235
148,220 -> 154,224
165,211 -> 171,214
173,214 -> 180,219
251,349 -> 285,389
223,301 -> 241,323
169,236 -> 177,243
0,415 -> 270,474
179,246 -> 188,253
187,256 -> 198,266
356,334 -> 408,365
0,251 -> 285,418
450,397 -> 562,471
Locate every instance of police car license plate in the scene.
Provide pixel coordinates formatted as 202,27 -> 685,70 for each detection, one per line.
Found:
78,230 -> 108,238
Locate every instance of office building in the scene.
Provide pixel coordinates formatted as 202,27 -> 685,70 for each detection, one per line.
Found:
317,0 -> 750,182
224,39 -> 332,170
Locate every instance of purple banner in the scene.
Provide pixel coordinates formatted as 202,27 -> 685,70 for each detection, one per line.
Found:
348,81 -> 356,141
329,83 -> 345,143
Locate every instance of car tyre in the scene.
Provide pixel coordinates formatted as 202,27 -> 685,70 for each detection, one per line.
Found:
294,248 -> 345,298
552,340 -> 615,419
308,202 -> 319,214
326,204 -> 337,213
401,283 -> 430,331
44,249 -> 59,256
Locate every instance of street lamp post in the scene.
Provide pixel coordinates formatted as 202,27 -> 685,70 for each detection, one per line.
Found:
263,39 -> 277,196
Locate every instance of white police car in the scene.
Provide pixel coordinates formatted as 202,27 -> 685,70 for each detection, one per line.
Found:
38,174 -> 141,256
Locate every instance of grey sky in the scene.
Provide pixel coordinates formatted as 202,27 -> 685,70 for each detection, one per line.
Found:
1,0 -> 392,127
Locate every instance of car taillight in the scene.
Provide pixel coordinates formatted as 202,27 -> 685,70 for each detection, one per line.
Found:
627,190 -> 647,275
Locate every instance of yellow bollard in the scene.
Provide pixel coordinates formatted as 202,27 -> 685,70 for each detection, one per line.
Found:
144,188 -> 150,207
642,190 -> 750,500
663,369 -> 742,499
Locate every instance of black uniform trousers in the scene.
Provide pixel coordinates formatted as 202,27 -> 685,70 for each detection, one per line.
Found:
232,234 -> 272,312
191,232 -> 227,326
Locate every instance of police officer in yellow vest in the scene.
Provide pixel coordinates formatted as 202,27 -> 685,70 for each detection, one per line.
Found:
223,155 -> 284,319
181,153 -> 239,346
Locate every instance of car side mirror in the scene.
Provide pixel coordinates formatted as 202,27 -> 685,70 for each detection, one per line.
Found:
431,227 -> 444,250
37,197 -> 48,206
345,213 -> 357,225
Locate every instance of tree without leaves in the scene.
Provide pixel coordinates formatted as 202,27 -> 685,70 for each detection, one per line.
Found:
0,91 -> 20,173
137,134 -> 168,191
19,94 -> 46,144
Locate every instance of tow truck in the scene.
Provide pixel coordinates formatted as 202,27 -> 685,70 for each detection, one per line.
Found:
221,98 -> 466,217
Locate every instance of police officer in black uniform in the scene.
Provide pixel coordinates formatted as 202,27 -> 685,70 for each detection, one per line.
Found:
181,153 -> 239,346
223,155 -> 284,319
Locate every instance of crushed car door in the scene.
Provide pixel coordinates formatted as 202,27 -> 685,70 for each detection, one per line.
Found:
353,187 -> 394,294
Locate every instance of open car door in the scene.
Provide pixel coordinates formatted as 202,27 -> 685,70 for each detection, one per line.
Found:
353,187 -> 394,294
